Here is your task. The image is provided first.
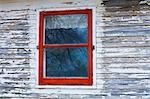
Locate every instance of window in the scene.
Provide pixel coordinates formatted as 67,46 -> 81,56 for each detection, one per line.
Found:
39,9 -> 93,85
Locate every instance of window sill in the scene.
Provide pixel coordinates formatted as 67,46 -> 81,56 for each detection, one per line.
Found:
35,84 -> 96,89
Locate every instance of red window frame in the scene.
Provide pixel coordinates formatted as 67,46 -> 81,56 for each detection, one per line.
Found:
39,9 -> 93,85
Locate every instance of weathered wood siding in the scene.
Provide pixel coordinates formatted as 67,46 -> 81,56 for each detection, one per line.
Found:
97,1 -> 150,98
0,0 -> 150,98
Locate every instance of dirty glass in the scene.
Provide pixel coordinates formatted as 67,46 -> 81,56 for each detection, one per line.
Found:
45,48 -> 88,77
44,14 -> 88,44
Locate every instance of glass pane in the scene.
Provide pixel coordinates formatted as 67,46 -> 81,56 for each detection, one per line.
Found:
45,14 -> 88,44
45,48 -> 88,77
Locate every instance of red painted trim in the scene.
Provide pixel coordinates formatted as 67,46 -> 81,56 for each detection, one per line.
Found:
39,9 -> 93,85
39,12 -> 44,84
40,78 -> 91,85
42,9 -> 91,16
88,10 -> 93,85
43,44 -> 88,48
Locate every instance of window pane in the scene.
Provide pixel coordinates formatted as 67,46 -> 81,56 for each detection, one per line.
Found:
45,14 -> 88,44
45,48 -> 88,77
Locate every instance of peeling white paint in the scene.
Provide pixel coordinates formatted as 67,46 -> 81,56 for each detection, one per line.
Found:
0,0 -> 150,98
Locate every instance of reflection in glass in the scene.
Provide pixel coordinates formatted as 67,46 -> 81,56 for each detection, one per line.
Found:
45,48 -> 88,77
45,14 -> 88,44
45,28 -> 88,44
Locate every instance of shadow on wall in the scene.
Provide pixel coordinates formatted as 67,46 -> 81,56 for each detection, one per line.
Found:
101,0 -> 149,11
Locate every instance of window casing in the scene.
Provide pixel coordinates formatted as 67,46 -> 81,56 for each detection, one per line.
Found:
39,9 -> 93,85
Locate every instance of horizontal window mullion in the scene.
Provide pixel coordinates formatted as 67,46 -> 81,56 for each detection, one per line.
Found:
43,44 -> 88,48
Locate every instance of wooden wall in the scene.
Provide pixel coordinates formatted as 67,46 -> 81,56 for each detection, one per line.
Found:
0,0 -> 150,98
